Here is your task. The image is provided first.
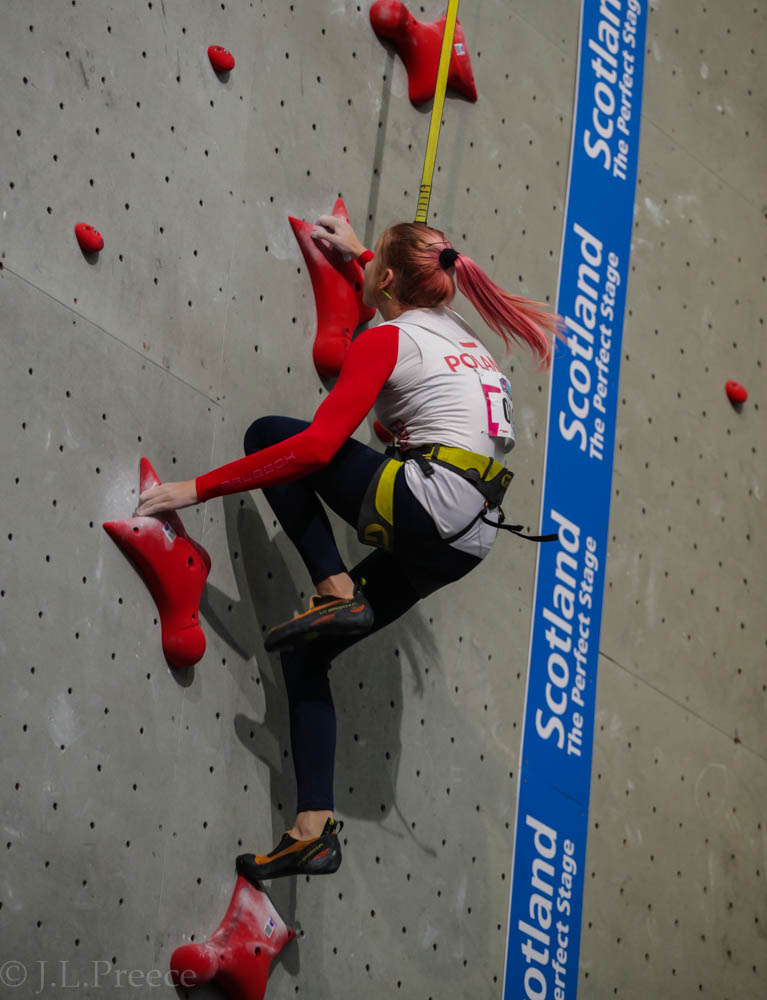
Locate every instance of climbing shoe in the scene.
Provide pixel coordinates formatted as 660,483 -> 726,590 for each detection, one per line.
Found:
264,579 -> 374,652
236,817 -> 344,881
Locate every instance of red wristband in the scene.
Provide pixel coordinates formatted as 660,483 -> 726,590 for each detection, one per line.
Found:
357,249 -> 374,268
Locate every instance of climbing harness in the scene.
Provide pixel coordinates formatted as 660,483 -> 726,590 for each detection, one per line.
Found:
414,0 -> 460,223
357,443 -> 558,552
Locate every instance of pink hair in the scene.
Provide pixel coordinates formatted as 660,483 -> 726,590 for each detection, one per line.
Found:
376,222 -> 562,369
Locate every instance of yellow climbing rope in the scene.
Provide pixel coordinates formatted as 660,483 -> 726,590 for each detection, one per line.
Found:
414,0 -> 460,224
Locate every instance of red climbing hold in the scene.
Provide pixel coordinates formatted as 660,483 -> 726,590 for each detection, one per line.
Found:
725,380 -> 748,404
170,875 -> 295,1000
369,0 -> 478,106
74,223 -> 104,253
102,457 -> 211,669
208,45 -> 235,72
290,197 -> 376,378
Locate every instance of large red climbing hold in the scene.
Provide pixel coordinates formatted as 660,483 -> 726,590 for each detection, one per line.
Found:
725,380 -> 748,404
369,0 -> 478,106
290,197 -> 376,378
208,45 -> 235,72
170,875 -> 295,999
74,223 -> 104,253
102,457 -> 211,669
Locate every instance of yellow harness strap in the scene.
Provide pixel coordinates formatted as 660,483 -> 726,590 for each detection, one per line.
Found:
420,444 -> 512,503
357,459 -> 404,551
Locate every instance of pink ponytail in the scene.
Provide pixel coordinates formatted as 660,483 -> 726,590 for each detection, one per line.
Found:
453,254 -> 562,370
376,222 -> 562,370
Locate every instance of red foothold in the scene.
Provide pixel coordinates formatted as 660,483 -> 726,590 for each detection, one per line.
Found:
169,876 -> 295,999
725,381 -> 747,404
208,45 -> 235,72
74,223 -> 104,253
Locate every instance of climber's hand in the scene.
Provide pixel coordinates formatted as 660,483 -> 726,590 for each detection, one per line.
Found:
311,215 -> 366,259
135,479 -> 200,517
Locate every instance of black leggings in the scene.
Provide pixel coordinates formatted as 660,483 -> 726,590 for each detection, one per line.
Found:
244,416 -> 483,813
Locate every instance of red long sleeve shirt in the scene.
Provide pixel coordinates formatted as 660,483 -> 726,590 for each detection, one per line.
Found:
195,324 -> 400,503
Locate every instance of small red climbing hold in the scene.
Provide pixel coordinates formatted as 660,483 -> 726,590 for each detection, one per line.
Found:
74,223 -> 104,253
725,381 -> 747,404
208,45 -> 235,72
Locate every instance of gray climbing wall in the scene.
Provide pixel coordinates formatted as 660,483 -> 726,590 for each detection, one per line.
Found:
0,1 -> 764,999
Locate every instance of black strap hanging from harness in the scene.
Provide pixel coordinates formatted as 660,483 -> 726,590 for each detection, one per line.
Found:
441,501 -> 558,545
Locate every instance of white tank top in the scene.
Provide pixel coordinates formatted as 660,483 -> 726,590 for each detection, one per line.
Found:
373,306 -> 515,558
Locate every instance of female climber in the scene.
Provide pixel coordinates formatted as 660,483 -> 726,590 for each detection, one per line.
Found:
134,216 -> 561,879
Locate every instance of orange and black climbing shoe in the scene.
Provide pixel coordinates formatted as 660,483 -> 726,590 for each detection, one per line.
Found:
236,817 -> 344,882
264,579 -> 373,653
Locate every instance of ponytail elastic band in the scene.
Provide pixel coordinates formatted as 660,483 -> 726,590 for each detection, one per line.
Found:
439,247 -> 459,270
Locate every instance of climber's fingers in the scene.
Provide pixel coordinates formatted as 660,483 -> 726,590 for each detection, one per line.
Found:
311,215 -> 359,255
135,480 -> 200,517
314,214 -> 340,233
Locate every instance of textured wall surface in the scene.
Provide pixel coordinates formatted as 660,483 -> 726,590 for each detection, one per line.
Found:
0,1 -> 764,999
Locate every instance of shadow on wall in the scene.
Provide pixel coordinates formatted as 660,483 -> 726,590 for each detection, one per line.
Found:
192,494 -> 442,916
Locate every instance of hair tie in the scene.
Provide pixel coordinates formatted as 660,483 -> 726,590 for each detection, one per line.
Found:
439,247 -> 459,270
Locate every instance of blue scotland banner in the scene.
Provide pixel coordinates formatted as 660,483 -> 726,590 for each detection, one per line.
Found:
504,1 -> 648,997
